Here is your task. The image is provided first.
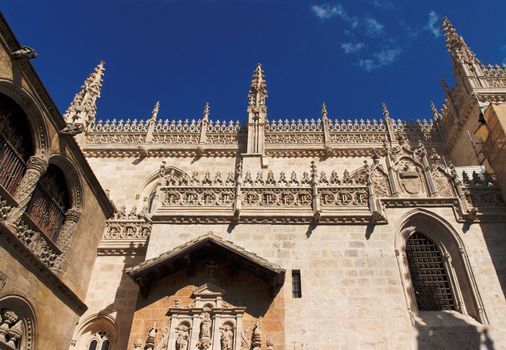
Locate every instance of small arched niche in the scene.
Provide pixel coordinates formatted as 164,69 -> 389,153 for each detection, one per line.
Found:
395,210 -> 488,324
0,295 -> 37,350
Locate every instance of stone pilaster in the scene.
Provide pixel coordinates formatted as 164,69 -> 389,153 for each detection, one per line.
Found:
7,156 -> 48,225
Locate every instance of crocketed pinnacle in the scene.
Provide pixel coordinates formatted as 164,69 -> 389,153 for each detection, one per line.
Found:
248,63 -> 268,110
203,102 -> 210,121
63,60 -> 105,127
430,101 -> 441,120
321,102 -> 328,120
381,102 -> 391,119
150,101 -> 160,122
442,16 -> 479,63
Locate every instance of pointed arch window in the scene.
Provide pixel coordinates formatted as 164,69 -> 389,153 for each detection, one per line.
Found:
406,232 -> 456,311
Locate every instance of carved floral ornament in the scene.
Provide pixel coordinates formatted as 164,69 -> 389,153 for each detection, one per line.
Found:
141,144 -> 506,224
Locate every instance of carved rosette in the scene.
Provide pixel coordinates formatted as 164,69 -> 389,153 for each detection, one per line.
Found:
8,156 -> 48,224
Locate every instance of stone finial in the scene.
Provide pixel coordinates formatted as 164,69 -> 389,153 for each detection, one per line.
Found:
63,60 -> 105,130
151,101 -> 160,122
430,101 -> 441,120
248,63 -> 268,111
381,102 -> 391,119
251,321 -> 262,350
203,102 -> 210,122
321,102 -> 328,120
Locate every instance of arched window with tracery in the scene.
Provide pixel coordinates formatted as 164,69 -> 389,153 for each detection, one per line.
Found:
406,232 -> 456,311
0,94 -> 34,196
73,315 -> 117,350
25,164 -> 69,242
87,331 -> 110,350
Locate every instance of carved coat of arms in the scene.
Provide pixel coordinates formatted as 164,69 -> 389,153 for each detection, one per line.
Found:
398,162 -> 422,195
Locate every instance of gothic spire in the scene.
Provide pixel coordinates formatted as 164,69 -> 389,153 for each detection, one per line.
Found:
150,101 -> 160,122
248,63 -> 268,112
442,16 -> 480,64
63,60 -> 105,130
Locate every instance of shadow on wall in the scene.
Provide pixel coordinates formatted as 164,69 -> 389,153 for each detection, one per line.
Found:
477,223 -> 506,298
98,242 -> 146,350
415,311 -> 494,350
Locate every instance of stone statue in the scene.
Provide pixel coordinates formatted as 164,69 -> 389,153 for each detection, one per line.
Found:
197,312 -> 212,349
220,324 -> 234,350
175,326 -> 189,350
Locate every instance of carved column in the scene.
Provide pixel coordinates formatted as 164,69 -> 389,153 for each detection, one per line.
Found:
7,156 -> 48,225
56,208 -> 81,252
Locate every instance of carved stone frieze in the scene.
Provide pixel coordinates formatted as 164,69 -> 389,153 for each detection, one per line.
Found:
15,222 -> 63,273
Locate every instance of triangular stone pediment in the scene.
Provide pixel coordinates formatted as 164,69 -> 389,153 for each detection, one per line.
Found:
192,283 -> 225,298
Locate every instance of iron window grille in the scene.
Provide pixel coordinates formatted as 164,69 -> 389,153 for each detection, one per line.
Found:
406,233 -> 456,311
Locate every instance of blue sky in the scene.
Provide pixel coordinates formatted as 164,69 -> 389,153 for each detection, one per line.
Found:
3,0 -> 506,122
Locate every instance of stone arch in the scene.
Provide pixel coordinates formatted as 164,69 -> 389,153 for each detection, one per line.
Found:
47,154 -> 83,211
0,79 -> 50,156
0,294 -> 37,350
135,165 -> 187,213
394,209 -> 488,324
72,314 -> 118,350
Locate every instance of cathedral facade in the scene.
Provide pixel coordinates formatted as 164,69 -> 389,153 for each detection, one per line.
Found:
0,12 -> 506,350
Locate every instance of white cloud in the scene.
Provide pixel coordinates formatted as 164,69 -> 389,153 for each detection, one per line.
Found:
341,42 -> 365,54
365,18 -> 384,36
311,3 -> 358,27
358,47 -> 402,72
371,0 -> 394,9
424,11 -> 441,38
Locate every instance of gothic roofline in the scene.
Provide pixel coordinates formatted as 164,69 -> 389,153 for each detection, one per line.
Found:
126,232 -> 285,296
0,12 -> 114,218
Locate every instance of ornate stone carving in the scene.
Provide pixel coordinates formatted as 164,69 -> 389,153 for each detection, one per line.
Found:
220,324 -> 234,350
0,272 -> 6,293
0,197 -> 13,221
197,312 -> 212,350
0,309 -> 21,348
55,208 -> 81,252
250,322 -> 261,350
15,222 -> 63,273
12,46 -> 37,59
397,160 -> 423,195
8,156 -> 48,224
174,324 -> 190,350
